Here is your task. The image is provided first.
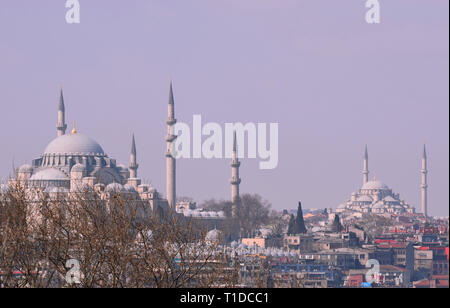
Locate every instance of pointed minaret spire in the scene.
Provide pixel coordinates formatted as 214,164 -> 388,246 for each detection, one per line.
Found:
421,144 -> 428,217
230,131 -> 241,218
168,81 -> 175,106
363,144 -> 369,185
166,81 -> 177,210
129,134 -> 139,178
56,87 -> 67,137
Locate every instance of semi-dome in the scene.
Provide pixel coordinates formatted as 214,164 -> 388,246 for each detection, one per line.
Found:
357,195 -> 373,202
45,187 -> 69,194
361,180 -> 389,190
30,168 -> 69,181
105,183 -> 124,192
383,196 -> 398,203
372,202 -> 384,209
206,229 -> 221,242
44,133 -> 105,156
123,184 -> 136,192
71,163 -> 87,172
18,164 -> 33,173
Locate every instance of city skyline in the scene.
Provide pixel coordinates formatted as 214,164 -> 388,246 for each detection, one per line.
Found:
0,1 -> 448,216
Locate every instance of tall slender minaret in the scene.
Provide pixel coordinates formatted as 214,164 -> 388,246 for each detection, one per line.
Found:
129,134 -> 139,178
230,131 -> 241,218
421,144 -> 428,217
363,144 -> 369,185
166,82 -> 177,210
57,87 -> 67,137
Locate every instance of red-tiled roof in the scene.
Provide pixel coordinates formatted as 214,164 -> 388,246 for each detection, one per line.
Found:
413,275 -> 449,288
437,280 -> 449,287
380,265 -> 409,273
432,275 -> 449,280
413,280 -> 430,287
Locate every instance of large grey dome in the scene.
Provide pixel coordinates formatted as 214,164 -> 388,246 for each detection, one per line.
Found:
44,133 -> 105,156
361,180 -> 389,190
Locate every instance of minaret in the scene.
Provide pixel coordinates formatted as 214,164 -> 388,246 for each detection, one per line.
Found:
56,87 -> 67,137
421,144 -> 428,217
129,134 -> 139,178
166,82 -> 177,210
230,131 -> 241,218
363,144 -> 369,185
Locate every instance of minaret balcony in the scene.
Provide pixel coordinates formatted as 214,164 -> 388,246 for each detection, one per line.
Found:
166,150 -> 176,158
230,178 -> 241,185
129,163 -> 139,169
166,135 -> 177,142
56,123 -> 67,130
230,161 -> 241,168
166,119 -> 177,126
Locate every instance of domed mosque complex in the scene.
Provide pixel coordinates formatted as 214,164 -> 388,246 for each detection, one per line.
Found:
5,88 -> 170,218
2,85 -> 231,227
336,145 -> 428,217
27,133 -> 126,189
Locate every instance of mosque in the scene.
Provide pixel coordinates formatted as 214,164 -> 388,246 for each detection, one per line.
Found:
336,145 -> 428,217
1,83 -> 240,228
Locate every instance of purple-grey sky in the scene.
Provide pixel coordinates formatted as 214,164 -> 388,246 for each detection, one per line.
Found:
0,0 -> 448,216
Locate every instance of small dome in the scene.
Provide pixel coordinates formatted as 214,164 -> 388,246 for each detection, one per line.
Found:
94,183 -> 105,190
44,133 -> 104,156
383,196 -> 398,202
337,203 -> 346,209
123,184 -> 136,192
105,183 -> 124,192
45,187 -> 69,194
362,180 -> 389,190
77,183 -> 94,192
71,164 -> 86,172
0,184 -> 10,194
206,229 -> 221,242
18,164 -> 33,173
372,202 -> 384,209
357,195 -> 373,202
30,168 -> 69,181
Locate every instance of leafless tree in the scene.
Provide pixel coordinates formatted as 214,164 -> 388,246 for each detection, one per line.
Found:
202,194 -> 273,238
0,184 -> 239,288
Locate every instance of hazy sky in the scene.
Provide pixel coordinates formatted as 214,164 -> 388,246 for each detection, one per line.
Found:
0,1 -> 448,216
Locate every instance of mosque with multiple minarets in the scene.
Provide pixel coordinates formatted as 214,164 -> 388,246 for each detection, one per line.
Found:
1,83 -> 243,228
336,145 -> 428,217
0,83 -> 430,227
